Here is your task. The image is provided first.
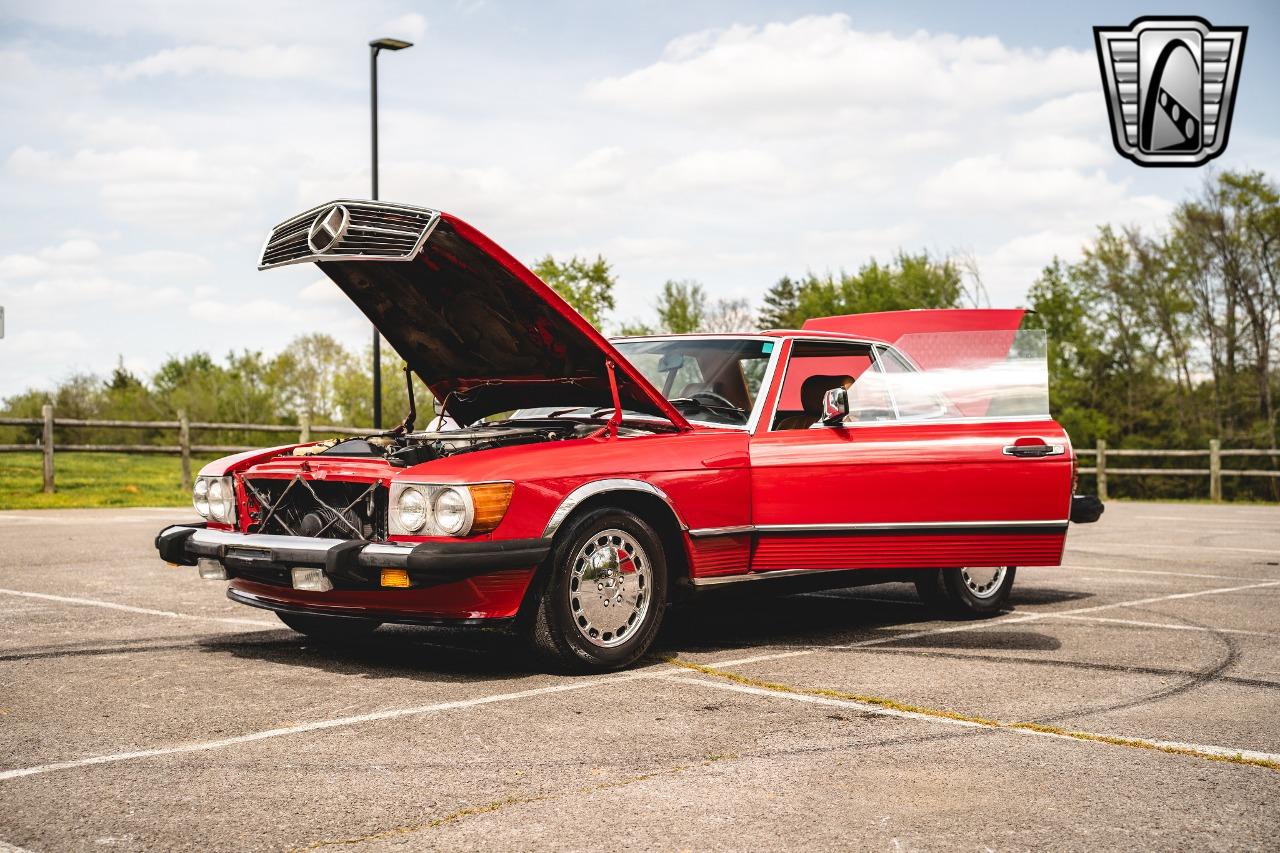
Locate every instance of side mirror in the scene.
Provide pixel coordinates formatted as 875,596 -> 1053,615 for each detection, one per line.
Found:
821,387 -> 849,426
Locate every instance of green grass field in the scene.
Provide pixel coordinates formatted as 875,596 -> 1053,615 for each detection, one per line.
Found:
0,452 -> 220,510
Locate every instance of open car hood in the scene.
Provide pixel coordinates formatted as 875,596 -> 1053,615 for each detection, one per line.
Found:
802,308 -> 1027,370
259,200 -> 689,428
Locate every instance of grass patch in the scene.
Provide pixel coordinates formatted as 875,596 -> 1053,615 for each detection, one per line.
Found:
0,452 -> 220,510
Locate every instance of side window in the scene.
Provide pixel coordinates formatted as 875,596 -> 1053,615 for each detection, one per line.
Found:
771,341 -> 893,430
876,346 -> 950,421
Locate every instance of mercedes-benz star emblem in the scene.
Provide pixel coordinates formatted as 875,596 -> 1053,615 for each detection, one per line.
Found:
307,204 -> 350,253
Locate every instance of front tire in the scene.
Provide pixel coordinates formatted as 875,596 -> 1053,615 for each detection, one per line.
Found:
276,611 -> 381,640
528,507 -> 668,673
915,566 -> 1016,617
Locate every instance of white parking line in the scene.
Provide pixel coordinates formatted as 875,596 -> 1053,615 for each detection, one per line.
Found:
1133,514 -> 1279,524
0,589 -> 276,628
0,670 -> 659,782
1073,543 -> 1280,556
0,516 -> 181,526
1043,613 -> 1280,639
661,674 -> 1280,767
1051,565 -> 1261,581
0,840 -> 36,852
700,579 -> 1280,670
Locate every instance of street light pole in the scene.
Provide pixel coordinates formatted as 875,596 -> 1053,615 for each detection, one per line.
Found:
369,37 -> 412,429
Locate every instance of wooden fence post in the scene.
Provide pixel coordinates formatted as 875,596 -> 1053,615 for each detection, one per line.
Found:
1209,438 -> 1222,502
1096,438 -> 1107,501
299,412 -> 311,444
178,409 -> 191,492
41,403 -> 55,494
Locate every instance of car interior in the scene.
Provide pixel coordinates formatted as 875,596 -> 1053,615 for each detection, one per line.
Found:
772,341 -> 897,429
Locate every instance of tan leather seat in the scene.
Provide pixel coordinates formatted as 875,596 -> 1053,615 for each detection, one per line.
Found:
774,374 -> 846,430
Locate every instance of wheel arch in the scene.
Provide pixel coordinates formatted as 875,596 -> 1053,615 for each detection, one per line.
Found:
539,479 -> 692,597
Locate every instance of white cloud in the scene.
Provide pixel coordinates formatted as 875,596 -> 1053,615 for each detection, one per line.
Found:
589,15 -> 1093,123
300,278 -> 346,303
5,328 -> 90,355
0,6 -> 1240,396
380,13 -> 428,41
105,44 -> 329,81
651,149 -> 783,192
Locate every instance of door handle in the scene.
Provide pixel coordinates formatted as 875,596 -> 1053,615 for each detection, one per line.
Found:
1003,443 -> 1065,458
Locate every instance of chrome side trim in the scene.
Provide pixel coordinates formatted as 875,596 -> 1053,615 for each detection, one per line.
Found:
687,525 -> 756,538
754,520 -> 1068,532
686,520 -> 1069,537
689,567 -> 853,587
542,479 -> 688,538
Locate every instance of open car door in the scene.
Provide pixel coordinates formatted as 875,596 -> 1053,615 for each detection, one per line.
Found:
749,327 -> 1072,575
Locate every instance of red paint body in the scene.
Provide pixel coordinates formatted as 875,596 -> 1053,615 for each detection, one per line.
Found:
207,210 -> 1076,623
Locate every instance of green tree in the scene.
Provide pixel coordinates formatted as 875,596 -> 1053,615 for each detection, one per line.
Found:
655,280 -> 706,333
792,252 -> 963,321
272,333 -> 360,423
758,275 -> 802,329
531,254 -> 617,329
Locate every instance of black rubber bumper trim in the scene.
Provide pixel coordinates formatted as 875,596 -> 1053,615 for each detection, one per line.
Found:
1070,494 -> 1105,524
227,587 -> 513,628
155,523 -> 206,565
405,538 -> 551,576
326,539 -> 369,583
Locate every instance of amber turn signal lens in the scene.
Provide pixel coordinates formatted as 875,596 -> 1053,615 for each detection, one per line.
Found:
380,568 -> 411,588
468,482 -> 515,533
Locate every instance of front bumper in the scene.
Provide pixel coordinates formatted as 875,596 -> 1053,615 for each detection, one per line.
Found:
155,524 -> 550,589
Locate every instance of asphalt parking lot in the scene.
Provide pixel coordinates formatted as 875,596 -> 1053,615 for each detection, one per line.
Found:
1,501 -> 1278,851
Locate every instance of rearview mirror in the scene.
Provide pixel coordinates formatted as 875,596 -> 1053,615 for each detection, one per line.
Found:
821,387 -> 848,426
658,352 -> 686,372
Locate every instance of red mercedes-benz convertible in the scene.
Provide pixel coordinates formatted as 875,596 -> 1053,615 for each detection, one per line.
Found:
155,200 -> 1102,672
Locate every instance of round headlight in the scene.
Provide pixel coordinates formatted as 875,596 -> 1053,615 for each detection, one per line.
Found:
433,487 -> 470,536
207,478 -> 232,522
396,487 -> 428,532
192,478 -> 210,518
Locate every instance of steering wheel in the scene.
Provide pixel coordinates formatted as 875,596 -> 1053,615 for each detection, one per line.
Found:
690,391 -> 738,411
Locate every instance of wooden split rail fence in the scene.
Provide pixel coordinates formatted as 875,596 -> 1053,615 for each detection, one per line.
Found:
2,407 -> 1278,501
1078,439 -> 1280,501
0,405 -> 368,493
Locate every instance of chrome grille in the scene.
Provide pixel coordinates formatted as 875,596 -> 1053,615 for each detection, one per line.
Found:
257,200 -> 441,270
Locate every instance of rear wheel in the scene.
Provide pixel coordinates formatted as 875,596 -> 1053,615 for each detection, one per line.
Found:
276,611 -> 381,640
528,507 -> 668,673
914,566 -> 1016,617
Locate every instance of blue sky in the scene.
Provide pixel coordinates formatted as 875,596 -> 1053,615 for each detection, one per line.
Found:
1,1 -> 1277,397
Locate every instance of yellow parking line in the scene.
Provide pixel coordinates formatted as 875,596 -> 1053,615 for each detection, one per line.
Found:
665,658 -> 1280,772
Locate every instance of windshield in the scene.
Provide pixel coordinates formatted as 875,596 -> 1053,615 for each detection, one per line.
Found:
607,338 -> 774,426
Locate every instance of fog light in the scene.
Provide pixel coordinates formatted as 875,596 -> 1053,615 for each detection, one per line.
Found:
291,567 -> 333,592
380,568 -> 411,588
197,558 -> 227,580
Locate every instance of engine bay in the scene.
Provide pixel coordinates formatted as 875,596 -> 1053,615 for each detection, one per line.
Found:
298,419 -> 648,468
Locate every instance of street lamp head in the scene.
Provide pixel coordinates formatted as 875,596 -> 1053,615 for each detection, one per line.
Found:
370,38 -> 413,51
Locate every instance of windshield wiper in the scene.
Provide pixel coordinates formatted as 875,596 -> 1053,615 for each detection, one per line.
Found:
667,397 -> 745,416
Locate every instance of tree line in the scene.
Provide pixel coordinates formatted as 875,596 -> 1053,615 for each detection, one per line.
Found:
4,170 -> 1277,498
